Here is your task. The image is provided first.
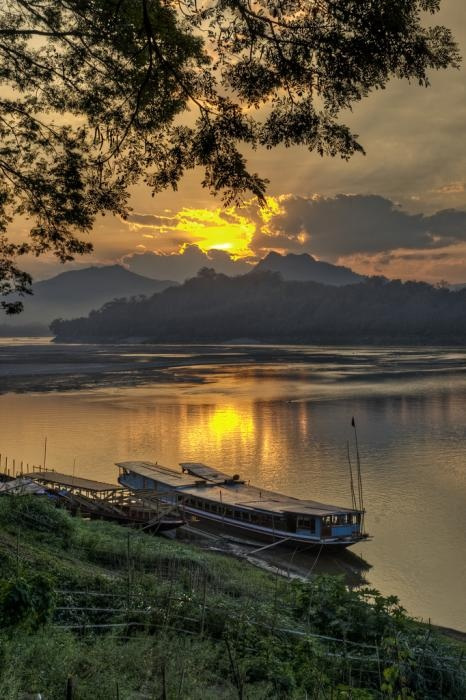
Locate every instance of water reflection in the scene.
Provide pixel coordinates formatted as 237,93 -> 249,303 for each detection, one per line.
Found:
0,345 -> 465,630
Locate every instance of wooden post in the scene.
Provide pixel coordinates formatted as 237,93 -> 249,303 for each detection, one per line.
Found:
126,531 -> 131,610
200,573 -> 207,638
16,529 -> 20,576
66,676 -> 74,700
161,663 -> 167,700
225,638 -> 243,700
177,667 -> 185,699
272,565 -> 279,634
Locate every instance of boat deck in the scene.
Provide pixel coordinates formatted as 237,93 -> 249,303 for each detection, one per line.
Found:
118,461 -> 361,517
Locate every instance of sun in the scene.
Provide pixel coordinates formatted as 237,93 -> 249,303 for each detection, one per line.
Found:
128,196 -> 283,258
175,207 -> 256,257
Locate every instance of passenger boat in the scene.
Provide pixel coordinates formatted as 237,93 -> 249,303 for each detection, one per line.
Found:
117,461 -> 369,548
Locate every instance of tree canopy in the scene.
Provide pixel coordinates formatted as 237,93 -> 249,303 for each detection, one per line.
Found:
0,0 -> 460,312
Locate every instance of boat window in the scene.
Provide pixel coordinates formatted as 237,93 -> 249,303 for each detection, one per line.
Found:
327,514 -> 358,526
252,513 -> 272,527
297,517 -> 316,532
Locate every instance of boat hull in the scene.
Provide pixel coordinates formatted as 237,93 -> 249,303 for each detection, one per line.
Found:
181,508 -> 365,549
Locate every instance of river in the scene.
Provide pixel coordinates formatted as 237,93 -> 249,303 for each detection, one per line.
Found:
0,340 -> 465,630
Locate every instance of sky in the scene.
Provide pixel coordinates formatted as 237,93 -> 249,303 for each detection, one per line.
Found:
15,1 -> 466,284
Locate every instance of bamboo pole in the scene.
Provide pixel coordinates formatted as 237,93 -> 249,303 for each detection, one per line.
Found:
352,417 -> 365,533
200,573 -> 207,638
346,441 -> 357,511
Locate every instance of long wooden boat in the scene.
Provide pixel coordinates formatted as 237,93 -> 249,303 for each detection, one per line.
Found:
117,461 -> 369,549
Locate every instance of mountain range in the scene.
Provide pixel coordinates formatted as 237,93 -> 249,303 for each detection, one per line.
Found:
1,265 -> 177,335
255,252 -> 365,285
51,269 -> 466,345
1,253 -> 370,336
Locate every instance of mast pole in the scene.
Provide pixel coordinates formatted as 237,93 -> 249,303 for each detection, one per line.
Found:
352,417 -> 365,533
346,441 -> 357,511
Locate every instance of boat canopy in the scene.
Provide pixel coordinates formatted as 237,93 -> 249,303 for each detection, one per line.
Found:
117,461 -> 199,487
181,462 -> 244,484
30,470 -> 120,493
117,460 -> 362,518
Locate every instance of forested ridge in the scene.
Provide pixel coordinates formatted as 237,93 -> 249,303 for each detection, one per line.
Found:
51,270 -> 466,344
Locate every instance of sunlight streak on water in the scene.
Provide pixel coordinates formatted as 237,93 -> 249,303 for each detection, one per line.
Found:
0,342 -> 465,630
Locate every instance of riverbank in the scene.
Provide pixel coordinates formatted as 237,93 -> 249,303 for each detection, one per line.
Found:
0,495 -> 464,699
3,340 -> 466,396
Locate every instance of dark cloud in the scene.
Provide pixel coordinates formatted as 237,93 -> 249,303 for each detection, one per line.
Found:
123,244 -> 252,282
126,213 -> 173,226
252,195 -> 466,260
391,252 -> 452,262
427,209 -> 466,238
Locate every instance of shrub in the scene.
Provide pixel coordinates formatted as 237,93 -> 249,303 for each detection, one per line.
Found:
0,573 -> 55,630
0,495 -> 74,546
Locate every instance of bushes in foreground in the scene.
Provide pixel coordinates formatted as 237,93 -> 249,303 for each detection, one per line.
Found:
0,496 -> 464,698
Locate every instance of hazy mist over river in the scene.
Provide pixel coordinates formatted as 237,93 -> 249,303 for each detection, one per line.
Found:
1,340 -> 465,630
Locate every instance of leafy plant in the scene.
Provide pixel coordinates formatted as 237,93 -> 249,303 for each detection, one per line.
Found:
0,573 -> 55,631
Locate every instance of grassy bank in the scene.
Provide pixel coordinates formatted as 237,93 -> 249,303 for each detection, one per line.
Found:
0,496 -> 464,699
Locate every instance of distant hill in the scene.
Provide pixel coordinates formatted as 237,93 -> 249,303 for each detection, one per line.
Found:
6,265 -> 177,333
255,252 -> 364,285
51,269 -> 466,345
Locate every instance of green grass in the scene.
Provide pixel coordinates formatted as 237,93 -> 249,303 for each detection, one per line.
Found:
0,496 -> 464,699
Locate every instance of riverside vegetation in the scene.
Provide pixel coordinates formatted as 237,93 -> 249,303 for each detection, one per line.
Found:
0,496 -> 464,699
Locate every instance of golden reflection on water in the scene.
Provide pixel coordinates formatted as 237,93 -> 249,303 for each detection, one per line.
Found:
208,405 -> 254,442
0,371 -> 466,632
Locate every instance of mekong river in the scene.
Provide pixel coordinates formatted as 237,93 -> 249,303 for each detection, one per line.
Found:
0,340 -> 465,630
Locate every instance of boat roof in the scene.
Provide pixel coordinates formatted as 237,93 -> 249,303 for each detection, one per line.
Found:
117,461 -> 199,488
118,461 -> 361,517
181,462 -> 239,485
30,471 -> 120,493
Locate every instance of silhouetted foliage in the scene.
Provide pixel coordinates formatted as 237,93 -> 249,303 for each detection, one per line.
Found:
0,574 -> 55,631
0,1 -> 460,311
51,270 -> 466,344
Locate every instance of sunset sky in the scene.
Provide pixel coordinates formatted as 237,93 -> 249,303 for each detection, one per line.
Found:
17,0 -> 466,284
